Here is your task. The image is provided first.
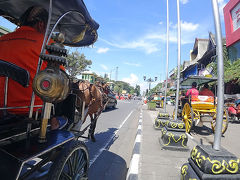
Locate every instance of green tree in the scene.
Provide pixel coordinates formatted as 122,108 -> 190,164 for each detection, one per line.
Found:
207,46 -> 230,77
113,81 -> 134,94
207,46 -> 240,84
134,85 -> 141,96
65,51 -> 92,78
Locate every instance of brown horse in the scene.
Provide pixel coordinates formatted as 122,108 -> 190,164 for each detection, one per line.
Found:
95,81 -> 111,107
74,80 -> 103,142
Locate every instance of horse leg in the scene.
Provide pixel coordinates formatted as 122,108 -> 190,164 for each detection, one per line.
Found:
88,114 -> 97,142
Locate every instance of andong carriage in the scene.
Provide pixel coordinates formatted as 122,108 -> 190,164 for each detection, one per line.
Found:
0,0 -> 99,179
173,75 -> 229,134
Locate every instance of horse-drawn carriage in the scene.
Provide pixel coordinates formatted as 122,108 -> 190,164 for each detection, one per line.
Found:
173,75 -> 229,134
0,0 -> 100,179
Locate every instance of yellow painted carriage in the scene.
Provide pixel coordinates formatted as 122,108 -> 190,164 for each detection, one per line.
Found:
174,76 -> 228,134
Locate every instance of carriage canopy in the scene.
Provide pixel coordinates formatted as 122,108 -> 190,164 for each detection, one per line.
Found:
0,0 -> 99,47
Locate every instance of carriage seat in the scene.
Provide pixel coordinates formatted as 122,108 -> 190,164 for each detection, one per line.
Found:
191,95 -> 215,110
0,59 -> 34,141
0,59 -> 30,87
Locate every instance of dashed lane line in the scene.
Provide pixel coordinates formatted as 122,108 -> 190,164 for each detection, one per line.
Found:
127,110 -> 142,180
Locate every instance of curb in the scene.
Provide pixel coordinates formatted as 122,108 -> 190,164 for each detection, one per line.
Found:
126,108 -> 142,180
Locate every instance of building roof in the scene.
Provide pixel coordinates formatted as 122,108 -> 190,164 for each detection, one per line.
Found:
182,32 -> 226,74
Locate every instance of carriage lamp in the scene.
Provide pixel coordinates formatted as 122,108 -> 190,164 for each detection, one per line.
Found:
33,66 -> 69,103
33,44 -> 69,103
40,79 -> 51,91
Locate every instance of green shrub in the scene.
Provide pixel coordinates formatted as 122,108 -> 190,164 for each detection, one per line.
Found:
147,101 -> 156,110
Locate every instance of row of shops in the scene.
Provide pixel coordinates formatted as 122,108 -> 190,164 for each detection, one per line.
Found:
168,0 -> 240,95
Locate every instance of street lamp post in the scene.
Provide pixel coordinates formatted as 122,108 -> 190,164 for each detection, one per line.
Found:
143,76 -> 157,91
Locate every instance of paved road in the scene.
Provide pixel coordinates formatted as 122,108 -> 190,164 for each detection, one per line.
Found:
81,100 -> 142,180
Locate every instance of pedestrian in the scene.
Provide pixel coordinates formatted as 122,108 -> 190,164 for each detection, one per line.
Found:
185,82 -> 199,98
199,84 -> 214,97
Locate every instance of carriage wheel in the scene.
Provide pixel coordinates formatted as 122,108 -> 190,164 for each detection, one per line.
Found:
48,140 -> 89,180
182,103 -> 193,133
211,109 -> 229,134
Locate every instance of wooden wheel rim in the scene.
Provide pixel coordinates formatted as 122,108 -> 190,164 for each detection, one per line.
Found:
211,109 -> 229,134
182,103 -> 192,133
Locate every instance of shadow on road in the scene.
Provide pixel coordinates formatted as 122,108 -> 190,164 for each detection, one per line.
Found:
89,150 -> 127,180
192,125 -> 213,136
85,128 -> 127,180
86,128 -> 118,157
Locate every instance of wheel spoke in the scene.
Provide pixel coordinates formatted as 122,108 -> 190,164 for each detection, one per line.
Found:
74,151 -> 82,173
72,151 -> 79,173
76,152 -> 86,173
67,156 -> 74,177
77,160 -> 86,175
61,171 -> 72,180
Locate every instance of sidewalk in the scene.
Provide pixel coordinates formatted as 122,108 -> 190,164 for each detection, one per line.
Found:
139,104 -> 240,180
139,104 -> 196,180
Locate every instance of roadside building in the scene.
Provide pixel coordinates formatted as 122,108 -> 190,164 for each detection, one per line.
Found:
224,0 -> 240,62
81,71 -> 96,83
181,33 -> 225,80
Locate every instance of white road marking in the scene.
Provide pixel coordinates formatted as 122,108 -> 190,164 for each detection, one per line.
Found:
128,154 -> 140,174
136,134 -> 141,143
89,110 -> 134,167
127,110 -> 142,180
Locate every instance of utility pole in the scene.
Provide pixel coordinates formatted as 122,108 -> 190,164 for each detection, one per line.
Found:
174,0 -> 181,120
164,0 -> 169,113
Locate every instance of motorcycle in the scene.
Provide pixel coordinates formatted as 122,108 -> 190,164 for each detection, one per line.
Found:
227,99 -> 240,121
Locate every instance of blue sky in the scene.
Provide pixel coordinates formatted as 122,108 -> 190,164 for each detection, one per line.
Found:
0,0 -> 229,92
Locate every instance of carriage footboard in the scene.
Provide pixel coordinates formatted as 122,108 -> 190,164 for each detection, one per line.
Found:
0,130 -> 74,180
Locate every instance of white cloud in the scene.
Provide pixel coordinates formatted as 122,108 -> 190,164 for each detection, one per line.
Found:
158,21 -> 163,25
97,47 -> 109,53
218,0 -> 227,20
124,62 -> 142,67
145,20 -> 203,45
180,0 -> 189,5
171,21 -> 199,31
100,64 -> 108,70
180,21 -> 199,31
100,38 -> 159,54
122,73 -> 139,87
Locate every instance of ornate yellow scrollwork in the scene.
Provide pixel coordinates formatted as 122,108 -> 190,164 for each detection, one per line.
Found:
161,120 -> 170,127
191,146 -> 240,174
163,132 -> 187,147
181,165 -> 188,177
168,121 -> 184,129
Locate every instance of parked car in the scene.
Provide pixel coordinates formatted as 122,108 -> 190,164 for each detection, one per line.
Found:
105,92 -> 117,109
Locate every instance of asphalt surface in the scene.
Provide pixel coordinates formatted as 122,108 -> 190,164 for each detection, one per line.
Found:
81,99 -> 142,180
